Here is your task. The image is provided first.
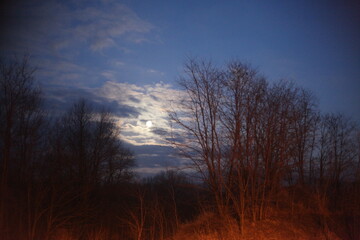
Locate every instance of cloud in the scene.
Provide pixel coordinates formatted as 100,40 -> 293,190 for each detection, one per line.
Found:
1,0 -> 159,90
43,84 -> 141,119
43,81 -> 183,146
40,79 -> 188,176
36,59 -> 95,87
0,0 -> 155,54
129,96 -> 141,103
72,4 -> 154,51
127,143 -> 191,175
115,104 -> 141,118
90,38 -> 116,51
151,127 -> 169,136
112,60 -> 125,67
95,81 -> 184,146
147,69 -> 165,76
101,71 -> 118,82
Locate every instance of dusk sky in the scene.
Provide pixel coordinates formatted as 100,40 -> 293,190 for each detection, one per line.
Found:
1,0 -> 359,176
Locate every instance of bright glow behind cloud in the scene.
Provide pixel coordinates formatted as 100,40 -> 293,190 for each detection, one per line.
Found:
96,81 -> 183,146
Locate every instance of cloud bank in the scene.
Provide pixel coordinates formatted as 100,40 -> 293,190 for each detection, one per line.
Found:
96,81 -> 182,146
43,80 -> 187,176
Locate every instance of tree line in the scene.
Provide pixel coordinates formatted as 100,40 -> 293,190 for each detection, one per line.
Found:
1,56 -> 359,239
169,59 -> 359,238
0,56 -> 137,239
0,55 -> 203,240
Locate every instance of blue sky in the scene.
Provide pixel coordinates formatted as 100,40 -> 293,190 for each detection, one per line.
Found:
1,0 -> 359,175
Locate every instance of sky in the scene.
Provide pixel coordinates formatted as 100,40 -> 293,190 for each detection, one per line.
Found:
1,0 -> 359,176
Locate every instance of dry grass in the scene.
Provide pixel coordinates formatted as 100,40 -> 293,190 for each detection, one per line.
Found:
172,212 -> 241,240
48,210 -> 343,240
171,211 -> 342,240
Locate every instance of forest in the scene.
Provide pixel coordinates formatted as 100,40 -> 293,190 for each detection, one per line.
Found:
0,56 -> 359,240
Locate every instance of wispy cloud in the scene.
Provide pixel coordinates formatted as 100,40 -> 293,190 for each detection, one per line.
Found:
1,0 -> 155,54
1,0 -> 159,90
71,3 -> 154,51
95,81 -> 183,146
127,143 -> 192,176
44,80 -> 183,146
147,69 -> 165,76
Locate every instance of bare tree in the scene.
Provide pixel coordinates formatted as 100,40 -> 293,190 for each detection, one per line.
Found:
0,55 -> 43,238
220,61 -> 267,232
41,99 -> 134,239
291,89 -> 318,186
169,59 -> 227,217
169,58 -> 337,236
48,99 -> 134,185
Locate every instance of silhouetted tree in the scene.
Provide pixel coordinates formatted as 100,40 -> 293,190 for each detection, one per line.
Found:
169,58 -> 359,238
42,99 -> 134,238
169,59 -> 228,219
0,55 -> 44,239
